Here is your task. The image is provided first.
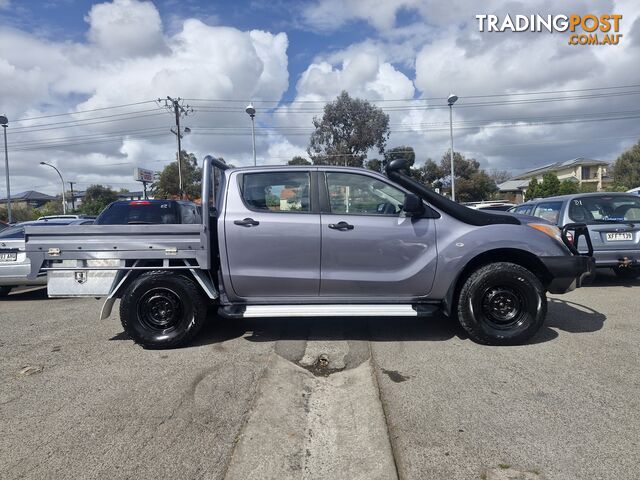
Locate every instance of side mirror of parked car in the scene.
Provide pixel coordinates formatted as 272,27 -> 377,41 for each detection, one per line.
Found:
403,194 -> 425,217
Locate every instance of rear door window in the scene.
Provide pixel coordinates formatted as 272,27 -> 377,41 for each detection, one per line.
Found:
241,172 -> 311,213
96,202 -> 179,224
532,201 -> 563,224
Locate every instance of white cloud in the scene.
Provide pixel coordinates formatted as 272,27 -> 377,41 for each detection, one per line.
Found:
85,0 -> 167,58
0,0 -> 290,195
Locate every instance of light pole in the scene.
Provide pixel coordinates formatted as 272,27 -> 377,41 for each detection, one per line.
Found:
0,115 -> 11,223
39,162 -> 67,214
447,94 -> 458,201
245,103 -> 256,166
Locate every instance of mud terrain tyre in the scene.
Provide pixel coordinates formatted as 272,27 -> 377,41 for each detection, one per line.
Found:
120,271 -> 208,349
457,262 -> 547,346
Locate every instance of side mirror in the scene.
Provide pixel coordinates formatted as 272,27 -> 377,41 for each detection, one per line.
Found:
403,194 -> 425,217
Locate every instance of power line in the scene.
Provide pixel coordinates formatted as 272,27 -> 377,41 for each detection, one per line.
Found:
14,100 -> 159,122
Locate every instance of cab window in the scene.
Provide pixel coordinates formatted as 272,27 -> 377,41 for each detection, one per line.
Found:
241,172 -> 311,213
326,172 -> 406,215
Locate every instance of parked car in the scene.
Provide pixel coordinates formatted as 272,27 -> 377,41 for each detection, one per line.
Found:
25,157 -> 593,348
37,214 -> 96,221
510,193 -> 640,279
464,201 -> 515,211
0,219 -> 86,296
94,200 -> 201,225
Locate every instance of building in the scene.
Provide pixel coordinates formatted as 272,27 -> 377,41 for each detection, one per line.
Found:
0,190 -> 56,209
498,158 -> 612,202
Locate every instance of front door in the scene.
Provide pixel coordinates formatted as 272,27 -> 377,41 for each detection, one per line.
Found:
224,170 -> 321,298
319,171 -> 437,297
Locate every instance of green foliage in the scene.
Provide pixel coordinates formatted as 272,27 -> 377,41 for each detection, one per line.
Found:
538,172 -> 561,197
558,179 -> 579,195
152,151 -> 201,199
36,200 -> 64,218
384,146 -> 416,169
308,91 -> 390,167
78,185 -> 118,215
438,151 -> 497,201
288,156 -> 311,166
612,140 -> 640,189
365,158 -> 383,173
0,203 -> 38,222
525,178 -> 540,200
409,159 -> 441,185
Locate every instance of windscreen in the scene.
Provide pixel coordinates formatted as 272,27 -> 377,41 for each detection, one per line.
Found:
96,202 -> 180,225
568,195 -> 640,224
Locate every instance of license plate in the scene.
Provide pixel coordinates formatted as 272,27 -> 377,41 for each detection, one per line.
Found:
0,252 -> 17,262
606,232 -> 633,241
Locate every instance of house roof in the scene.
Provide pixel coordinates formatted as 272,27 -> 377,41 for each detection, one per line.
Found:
0,190 -> 56,203
497,179 -> 530,191
512,157 -> 609,180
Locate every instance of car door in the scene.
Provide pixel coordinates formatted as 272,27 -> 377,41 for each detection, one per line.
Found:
319,171 -> 438,297
223,169 -> 321,298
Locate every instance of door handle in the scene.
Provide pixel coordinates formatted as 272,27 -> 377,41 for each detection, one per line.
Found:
234,218 -> 260,227
328,221 -> 354,231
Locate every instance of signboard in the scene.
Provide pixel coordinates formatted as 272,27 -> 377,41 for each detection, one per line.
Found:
134,167 -> 155,183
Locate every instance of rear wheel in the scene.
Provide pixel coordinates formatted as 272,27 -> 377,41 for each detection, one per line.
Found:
0,286 -> 12,297
612,266 -> 640,280
456,262 -> 547,346
119,271 -> 208,349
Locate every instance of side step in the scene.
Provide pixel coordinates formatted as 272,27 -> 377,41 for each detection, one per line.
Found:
218,304 -> 440,319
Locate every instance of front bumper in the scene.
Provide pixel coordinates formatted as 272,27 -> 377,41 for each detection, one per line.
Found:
540,255 -> 595,294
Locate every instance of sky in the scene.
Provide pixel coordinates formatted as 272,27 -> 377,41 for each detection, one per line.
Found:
0,0 -> 639,196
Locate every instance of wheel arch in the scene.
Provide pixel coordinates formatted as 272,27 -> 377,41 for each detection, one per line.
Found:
443,248 -> 552,316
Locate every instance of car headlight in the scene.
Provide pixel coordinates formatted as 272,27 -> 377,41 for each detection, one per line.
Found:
527,223 -> 564,243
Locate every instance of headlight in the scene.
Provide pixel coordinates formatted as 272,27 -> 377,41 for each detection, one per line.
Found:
527,223 -> 564,243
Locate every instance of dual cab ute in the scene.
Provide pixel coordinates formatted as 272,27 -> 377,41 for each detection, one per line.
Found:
25,157 -> 594,348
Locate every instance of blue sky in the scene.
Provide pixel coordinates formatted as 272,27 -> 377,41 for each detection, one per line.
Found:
1,0 -> 640,194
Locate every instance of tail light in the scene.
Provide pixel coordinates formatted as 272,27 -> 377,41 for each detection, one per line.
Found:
129,201 -> 151,206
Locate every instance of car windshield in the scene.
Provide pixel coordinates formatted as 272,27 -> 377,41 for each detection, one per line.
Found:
96,202 -> 180,225
568,195 -> 640,224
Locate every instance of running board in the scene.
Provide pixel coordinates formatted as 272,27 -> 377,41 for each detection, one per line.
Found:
218,304 -> 440,319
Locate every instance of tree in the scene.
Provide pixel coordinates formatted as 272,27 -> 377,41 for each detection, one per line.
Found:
36,200 -> 64,218
489,169 -> 511,185
558,179 -> 579,195
456,171 -> 498,203
0,203 -> 37,222
365,158 -> 383,172
308,91 -> 390,167
288,156 -> 311,166
612,140 -> 640,190
526,178 -> 540,200
437,151 -> 497,201
384,146 -> 416,169
410,159 -> 441,185
539,172 -> 561,198
79,185 -> 118,215
152,151 -> 201,199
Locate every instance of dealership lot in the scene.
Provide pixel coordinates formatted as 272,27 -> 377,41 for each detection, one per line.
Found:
1,273 -> 638,480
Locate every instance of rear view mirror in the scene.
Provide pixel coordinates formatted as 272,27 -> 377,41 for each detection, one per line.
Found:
403,194 -> 425,217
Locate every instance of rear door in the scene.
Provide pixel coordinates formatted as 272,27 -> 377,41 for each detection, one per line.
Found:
223,169 -> 321,298
318,171 -> 437,297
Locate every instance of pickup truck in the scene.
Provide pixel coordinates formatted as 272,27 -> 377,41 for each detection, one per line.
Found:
24,157 -> 594,348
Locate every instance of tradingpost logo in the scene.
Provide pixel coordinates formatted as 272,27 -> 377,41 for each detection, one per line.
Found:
475,14 -> 623,46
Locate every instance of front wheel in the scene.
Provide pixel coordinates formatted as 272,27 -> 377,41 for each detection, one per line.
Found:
119,271 -> 208,349
456,262 -> 547,346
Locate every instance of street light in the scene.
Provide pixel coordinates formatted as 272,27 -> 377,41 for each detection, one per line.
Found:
39,162 -> 67,214
0,115 -> 11,223
447,94 -> 458,202
245,102 -> 256,166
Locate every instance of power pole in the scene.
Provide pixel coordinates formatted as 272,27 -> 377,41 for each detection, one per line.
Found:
159,97 -> 193,199
68,181 -> 76,212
